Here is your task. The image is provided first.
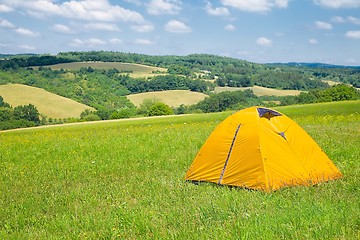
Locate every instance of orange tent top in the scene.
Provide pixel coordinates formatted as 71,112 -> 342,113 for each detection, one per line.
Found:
185,106 -> 342,191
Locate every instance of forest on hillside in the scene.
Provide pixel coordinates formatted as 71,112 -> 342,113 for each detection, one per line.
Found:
0,51 -> 359,129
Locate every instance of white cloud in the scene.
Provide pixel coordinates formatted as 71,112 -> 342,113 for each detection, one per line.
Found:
347,16 -> 360,25
345,30 -> 360,39
224,24 -> 235,31
52,24 -> 71,33
220,0 -> 288,12
309,38 -> 318,44
256,37 -> 273,47
134,38 -> 155,45
19,44 -> 36,51
314,0 -> 360,8
147,0 -> 182,15
4,0 -> 145,23
275,0 -> 289,8
84,23 -> 120,31
0,4 -> 13,12
109,38 -> 123,44
315,21 -> 333,30
87,38 -> 107,45
205,1 -> 230,16
0,18 -> 15,28
70,38 -> 107,47
332,16 -> 346,23
15,27 -> 39,37
164,20 -> 191,33
131,23 -> 154,32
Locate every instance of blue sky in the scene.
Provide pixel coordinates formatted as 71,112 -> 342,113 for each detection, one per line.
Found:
0,0 -> 360,65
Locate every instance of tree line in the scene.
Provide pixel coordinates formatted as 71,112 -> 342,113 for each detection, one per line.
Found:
2,51 -> 358,90
0,51 -> 359,130
0,96 -> 41,130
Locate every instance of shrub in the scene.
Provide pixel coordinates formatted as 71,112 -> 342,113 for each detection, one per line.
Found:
148,102 -> 173,116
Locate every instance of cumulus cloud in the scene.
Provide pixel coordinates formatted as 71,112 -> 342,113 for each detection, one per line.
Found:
19,44 -> 36,51
256,37 -> 273,47
309,38 -> 318,44
347,16 -> 360,25
70,38 -> 107,47
15,27 -> 39,37
131,23 -> 154,32
205,1 -> 230,16
84,23 -> 120,31
331,16 -> 346,23
4,0 -> 145,23
146,0 -> 182,15
109,38 -> 123,44
332,16 -> 360,25
224,24 -> 235,31
164,20 -> 191,33
315,21 -> 333,30
345,30 -> 360,39
0,18 -> 15,28
314,0 -> 360,8
52,24 -> 71,33
0,4 -> 13,12
220,0 -> 289,12
134,38 -> 155,45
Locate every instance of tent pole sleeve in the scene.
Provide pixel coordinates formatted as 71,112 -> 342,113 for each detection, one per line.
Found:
218,124 -> 241,185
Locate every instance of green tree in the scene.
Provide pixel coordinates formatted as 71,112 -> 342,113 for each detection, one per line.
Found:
13,104 -> 40,124
0,96 -> 11,108
148,102 -> 173,116
0,107 -> 12,121
138,98 -> 161,115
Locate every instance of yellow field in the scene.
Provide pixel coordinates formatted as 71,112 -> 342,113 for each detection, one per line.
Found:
127,90 -> 208,107
0,84 -> 94,118
37,62 -> 167,78
214,85 -> 303,96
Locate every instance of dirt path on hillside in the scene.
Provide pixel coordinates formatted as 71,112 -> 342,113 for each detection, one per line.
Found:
1,114 -> 192,133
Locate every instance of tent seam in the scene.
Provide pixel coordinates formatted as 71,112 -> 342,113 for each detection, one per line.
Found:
218,124 -> 241,185
257,115 -> 270,191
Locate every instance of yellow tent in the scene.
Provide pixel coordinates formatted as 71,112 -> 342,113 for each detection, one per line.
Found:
185,106 -> 342,191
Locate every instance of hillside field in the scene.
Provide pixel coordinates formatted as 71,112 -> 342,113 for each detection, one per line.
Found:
214,85 -> 303,96
127,90 -> 208,107
0,84 -> 94,118
37,62 -> 167,78
0,100 -> 359,239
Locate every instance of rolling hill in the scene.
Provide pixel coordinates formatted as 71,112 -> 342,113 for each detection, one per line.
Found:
0,84 -> 94,119
214,85 -> 303,96
126,90 -> 208,107
36,61 -> 167,78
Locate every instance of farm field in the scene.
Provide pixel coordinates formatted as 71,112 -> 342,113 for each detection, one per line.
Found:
37,62 -> 167,78
0,100 -> 359,239
126,90 -> 208,107
0,84 -> 94,118
214,85 -> 303,96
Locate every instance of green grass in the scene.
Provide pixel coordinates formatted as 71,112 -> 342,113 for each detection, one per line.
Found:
0,101 -> 359,239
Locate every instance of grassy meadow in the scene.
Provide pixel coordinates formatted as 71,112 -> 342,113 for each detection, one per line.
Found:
214,85 -> 303,96
127,90 -> 208,107
0,101 -> 359,239
0,84 -> 94,118
38,62 -> 167,78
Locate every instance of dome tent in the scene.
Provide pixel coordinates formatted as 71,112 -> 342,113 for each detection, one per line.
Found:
185,106 -> 342,191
